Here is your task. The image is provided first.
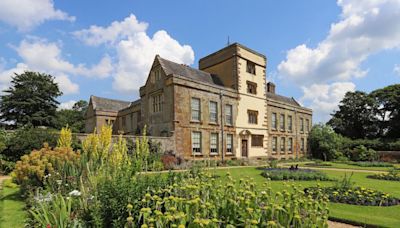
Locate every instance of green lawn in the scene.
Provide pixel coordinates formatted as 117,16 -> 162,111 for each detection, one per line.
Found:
209,166 -> 400,228
287,161 -> 400,171
0,186 -> 26,227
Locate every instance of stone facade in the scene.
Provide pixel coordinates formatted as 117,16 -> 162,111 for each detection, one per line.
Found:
85,43 -> 312,160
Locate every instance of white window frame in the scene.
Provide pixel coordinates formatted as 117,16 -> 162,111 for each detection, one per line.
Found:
272,113 -> 277,130
192,131 -> 202,154
226,134 -> 233,154
225,104 -> 233,125
191,98 -> 201,121
210,133 -> 218,155
209,101 -> 218,123
288,138 -> 293,153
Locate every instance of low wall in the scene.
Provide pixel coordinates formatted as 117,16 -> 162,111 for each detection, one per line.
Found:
377,151 -> 400,162
74,133 -> 175,154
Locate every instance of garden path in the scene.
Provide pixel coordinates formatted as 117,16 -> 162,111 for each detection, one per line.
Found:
328,221 -> 359,228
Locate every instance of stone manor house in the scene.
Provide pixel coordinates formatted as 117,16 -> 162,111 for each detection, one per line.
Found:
85,43 -> 312,160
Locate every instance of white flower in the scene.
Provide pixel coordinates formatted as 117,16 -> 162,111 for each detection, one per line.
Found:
68,190 -> 81,197
56,180 -> 62,185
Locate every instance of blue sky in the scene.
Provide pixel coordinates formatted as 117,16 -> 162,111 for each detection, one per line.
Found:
0,0 -> 399,122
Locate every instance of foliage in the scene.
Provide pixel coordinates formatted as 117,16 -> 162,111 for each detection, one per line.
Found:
368,169 -> 400,181
328,84 -> 400,139
129,172 -> 329,227
370,84 -> 400,139
29,192 -> 82,227
161,154 -> 178,170
261,168 -> 335,181
343,161 -> 393,168
309,124 -> 344,161
344,145 -> 378,161
306,186 -> 400,206
327,91 -> 377,139
55,100 -> 88,133
13,144 -> 80,193
304,161 -> 332,167
0,71 -> 62,127
1,127 -> 58,162
57,126 -> 72,149
307,174 -> 400,206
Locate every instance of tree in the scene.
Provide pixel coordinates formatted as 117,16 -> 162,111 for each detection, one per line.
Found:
309,124 -> 344,161
55,100 -> 88,133
0,72 -> 62,127
370,84 -> 400,139
327,91 -> 377,139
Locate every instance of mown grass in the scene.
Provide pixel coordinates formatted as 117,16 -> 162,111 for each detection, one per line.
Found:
209,166 -> 400,227
0,185 -> 26,227
294,161 -> 400,171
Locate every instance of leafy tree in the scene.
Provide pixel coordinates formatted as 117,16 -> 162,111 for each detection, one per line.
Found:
327,91 -> 377,139
55,100 -> 88,133
0,72 -> 62,127
370,84 -> 400,139
309,124 -> 344,161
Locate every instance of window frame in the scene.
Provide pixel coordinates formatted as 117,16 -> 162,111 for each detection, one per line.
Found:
192,131 -> 202,154
225,104 -> 233,125
300,117 -> 304,132
279,114 -> 285,131
251,135 -> 263,147
210,133 -> 219,155
226,134 -> 233,154
248,110 -> 258,125
272,137 -> 277,154
301,138 -> 305,152
191,97 -> 201,121
246,60 -> 256,75
288,138 -> 293,153
287,115 -> 293,131
246,81 -> 257,95
280,137 -> 285,154
272,112 -> 277,130
209,101 -> 218,123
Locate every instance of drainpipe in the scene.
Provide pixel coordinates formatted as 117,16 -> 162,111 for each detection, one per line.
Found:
295,108 -> 298,160
220,91 -> 225,163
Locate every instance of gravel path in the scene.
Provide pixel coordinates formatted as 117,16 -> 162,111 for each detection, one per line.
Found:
328,221 -> 360,228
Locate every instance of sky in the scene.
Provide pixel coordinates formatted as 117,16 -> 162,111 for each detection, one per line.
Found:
0,0 -> 399,123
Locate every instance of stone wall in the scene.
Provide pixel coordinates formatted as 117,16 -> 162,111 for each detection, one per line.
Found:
74,133 -> 175,154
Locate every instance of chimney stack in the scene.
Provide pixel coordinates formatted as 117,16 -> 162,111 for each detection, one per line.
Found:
267,82 -> 276,94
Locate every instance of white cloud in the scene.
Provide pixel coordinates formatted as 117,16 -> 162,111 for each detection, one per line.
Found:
394,64 -> 400,76
15,38 -> 113,78
74,14 -> 195,94
0,0 -> 75,31
278,0 -> 400,84
58,100 -> 77,110
54,74 -> 79,95
0,63 -> 28,93
73,14 -> 148,46
0,37 -> 114,95
300,82 -> 356,122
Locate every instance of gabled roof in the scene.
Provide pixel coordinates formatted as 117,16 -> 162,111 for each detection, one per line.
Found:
266,92 -> 301,107
90,95 -> 131,112
157,55 -> 224,86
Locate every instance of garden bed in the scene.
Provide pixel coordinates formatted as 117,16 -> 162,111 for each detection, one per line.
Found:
305,186 -> 400,206
367,169 -> 400,181
260,168 -> 335,181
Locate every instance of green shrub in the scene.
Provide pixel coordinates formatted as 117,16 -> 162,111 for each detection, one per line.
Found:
345,145 -> 378,161
309,124 -> 344,161
130,172 -> 329,227
261,168 -> 335,181
343,161 -> 394,167
368,169 -> 400,181
2,127 -> 57,162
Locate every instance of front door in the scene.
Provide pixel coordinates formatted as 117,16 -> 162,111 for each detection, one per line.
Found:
241,139 -> 248,157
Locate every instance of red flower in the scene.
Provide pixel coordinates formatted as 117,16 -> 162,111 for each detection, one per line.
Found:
46,224 -> 51,228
